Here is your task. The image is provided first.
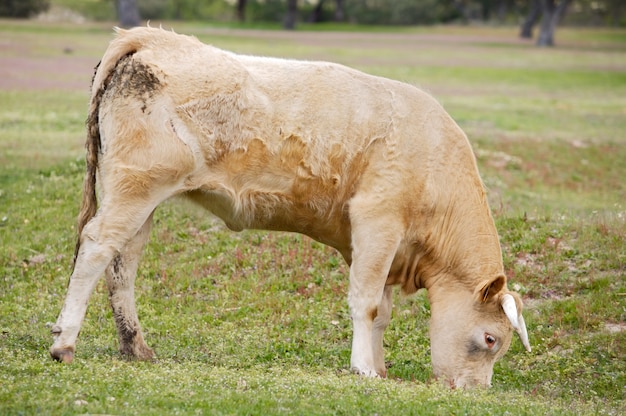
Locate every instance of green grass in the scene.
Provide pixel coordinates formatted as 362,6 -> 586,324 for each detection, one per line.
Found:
1,20 -> 625,415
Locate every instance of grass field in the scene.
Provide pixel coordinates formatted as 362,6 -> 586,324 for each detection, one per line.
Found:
0,19 -> 625,415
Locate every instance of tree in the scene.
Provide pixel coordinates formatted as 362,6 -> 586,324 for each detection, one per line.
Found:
0,0 -> 49,18
520,0 -> 541,38
607,0 -> 623,26
334,0 -> 345,21
117,0 -> 140,28
307,0 -> 346,23
308,0 -> 325,23
536,0 -> 571,46
284,0 -> 297,29
520,0 -> 571,46
236,0 -> 247,22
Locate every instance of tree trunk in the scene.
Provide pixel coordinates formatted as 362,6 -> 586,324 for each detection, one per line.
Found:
284,0 -> 298,30
308,0 -> 324,23
609,0 -> 622,27
520,0 -> 541,38
536,0 -> 570,47
173,0 -> 182,20
481,1 -> 492,21
334,0 -> 345,22
117,0 -> 140,28
497,0 -> 509,23
236,0 -> 247,22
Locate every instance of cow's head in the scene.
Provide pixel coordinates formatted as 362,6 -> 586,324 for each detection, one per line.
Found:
428,275 -> 530,388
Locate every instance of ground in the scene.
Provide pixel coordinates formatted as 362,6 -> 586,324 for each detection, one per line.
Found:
0,23 -> 578,92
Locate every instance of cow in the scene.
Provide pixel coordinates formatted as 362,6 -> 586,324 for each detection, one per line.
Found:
49,27 -> 530,388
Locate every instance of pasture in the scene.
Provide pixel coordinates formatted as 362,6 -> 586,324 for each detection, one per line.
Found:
1,19 -> 625,414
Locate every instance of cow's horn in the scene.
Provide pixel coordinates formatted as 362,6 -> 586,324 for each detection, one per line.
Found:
501,294 -> 519,329
501,294 -> 531,352
518,313 -> 531,352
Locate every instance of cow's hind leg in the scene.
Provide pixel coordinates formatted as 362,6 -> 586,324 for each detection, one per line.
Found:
50,195 -> 168,363
347,209 -> 401,377
105,214 -> 154,360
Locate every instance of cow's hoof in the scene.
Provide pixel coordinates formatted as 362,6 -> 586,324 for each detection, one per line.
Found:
50,348 -> 74,364
351,366 -> 380,378
134,345 -> 155,361
120,342 -> 155,361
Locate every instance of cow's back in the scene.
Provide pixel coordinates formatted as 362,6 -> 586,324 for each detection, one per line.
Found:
97,27 -> 467,256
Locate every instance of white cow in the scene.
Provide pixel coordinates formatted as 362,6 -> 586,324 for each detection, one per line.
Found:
50,27 -> 530,388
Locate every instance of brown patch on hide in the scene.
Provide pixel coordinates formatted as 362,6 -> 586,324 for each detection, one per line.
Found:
111,166 -> 154,198
107,256 -> 137,350
281,135 -> 363,240
387,239 -> 444,296
283,137 -> 354,210
110,254 -> 123,278
368,307 -> 379,322
177,91 -> 247,164
278,134 -> 307,171
107,258 -> 134,348
227,138 -> 272,175
281,135 -> 326,203
110,164 -> 185,198
328,143 -> 347,186
105,54 -> 161,112
112,305 -> 139,356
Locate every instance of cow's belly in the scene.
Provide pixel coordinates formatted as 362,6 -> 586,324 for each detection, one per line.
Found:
177,128 -> 363,257
185,186 -> 353,258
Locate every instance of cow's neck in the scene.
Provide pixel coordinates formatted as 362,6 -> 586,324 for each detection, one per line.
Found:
387,144 -> 504,295
419,164 -> 504,292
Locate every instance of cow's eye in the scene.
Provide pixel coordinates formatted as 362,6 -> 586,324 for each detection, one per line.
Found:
484,333 -> 496,349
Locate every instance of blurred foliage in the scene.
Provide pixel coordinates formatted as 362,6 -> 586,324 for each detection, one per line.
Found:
139,0 -> 233,20
0,0 -> 50,17
344,0 -> 460,25
41,0 -> 625,27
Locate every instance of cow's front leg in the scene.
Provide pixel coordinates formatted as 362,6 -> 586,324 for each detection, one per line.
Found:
371,285 -> 393,377
105,215 -> 154,360
347,218 -> 400,377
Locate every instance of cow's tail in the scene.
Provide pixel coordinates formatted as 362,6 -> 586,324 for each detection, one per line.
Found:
73,27 -> 148,269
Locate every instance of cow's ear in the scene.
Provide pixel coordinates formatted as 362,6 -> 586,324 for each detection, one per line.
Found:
476,275 -> 506,303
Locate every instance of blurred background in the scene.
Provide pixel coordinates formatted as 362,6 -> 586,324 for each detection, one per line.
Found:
1,1 -> 624,413
2,1 -> 625,45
